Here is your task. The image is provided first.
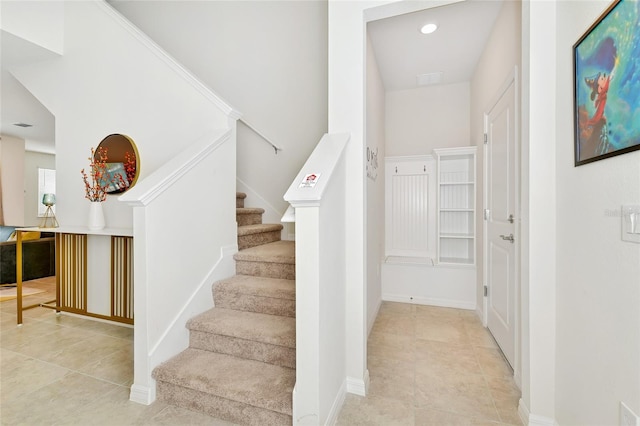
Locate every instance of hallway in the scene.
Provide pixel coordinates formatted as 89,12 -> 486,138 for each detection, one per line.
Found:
337,301 -> 522,425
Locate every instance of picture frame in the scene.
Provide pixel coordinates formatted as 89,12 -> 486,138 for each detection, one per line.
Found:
573,0 -> 640,166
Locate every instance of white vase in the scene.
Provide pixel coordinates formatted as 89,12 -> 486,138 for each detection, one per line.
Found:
88,202 -> 105,230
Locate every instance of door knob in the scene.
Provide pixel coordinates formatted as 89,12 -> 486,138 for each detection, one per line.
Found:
500,234 -> 515,243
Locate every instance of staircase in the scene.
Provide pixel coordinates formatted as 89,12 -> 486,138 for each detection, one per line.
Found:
152,192 -> 296,425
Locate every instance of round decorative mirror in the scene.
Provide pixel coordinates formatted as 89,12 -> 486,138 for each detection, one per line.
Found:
94,134 -> 140,195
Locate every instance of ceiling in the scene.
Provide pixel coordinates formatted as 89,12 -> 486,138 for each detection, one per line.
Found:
367,0 -> 504,91
1,0 -> 503,154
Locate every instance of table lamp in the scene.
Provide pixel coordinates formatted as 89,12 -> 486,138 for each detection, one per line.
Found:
40,193 -> 59,228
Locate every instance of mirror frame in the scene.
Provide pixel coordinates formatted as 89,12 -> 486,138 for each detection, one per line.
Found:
94,134 -> 140,195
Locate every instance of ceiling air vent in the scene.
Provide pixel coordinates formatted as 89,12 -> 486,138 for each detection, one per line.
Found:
13,122 -> 33,128
416,72 -> 443,87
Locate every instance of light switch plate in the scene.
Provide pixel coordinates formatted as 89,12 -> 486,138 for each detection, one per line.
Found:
622,205 -> 640,243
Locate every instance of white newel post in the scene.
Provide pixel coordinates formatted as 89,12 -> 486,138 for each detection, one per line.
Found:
290,204 -> 321,425
285,133 -> 350,425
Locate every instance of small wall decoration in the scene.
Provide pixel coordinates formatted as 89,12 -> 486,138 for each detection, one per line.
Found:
94,134 -> 140,194
366,146 -> 379,181
574,0 -> 640,166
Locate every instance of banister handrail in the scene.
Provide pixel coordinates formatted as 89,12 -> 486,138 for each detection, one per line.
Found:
284,133 -> 350,207
240,117 -> 283,155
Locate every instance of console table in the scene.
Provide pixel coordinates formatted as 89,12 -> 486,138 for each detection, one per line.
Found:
15,227 -> 134,325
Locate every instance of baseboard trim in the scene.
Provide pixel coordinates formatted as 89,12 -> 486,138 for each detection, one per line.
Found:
346,369 -> 370,396
325,379 -> 346,425
368,298 -> 382,336
518,398 -> 558,426
382,293 -> 475,310
129,383 -> 156,405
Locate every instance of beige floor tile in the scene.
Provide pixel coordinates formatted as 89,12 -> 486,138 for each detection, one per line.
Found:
415,407 -> 509,426
415,317 -> 470,345
415,339 -> 482,377
379,301 -> 416,316
367,355 -> 414,381
70,385 -> 168,426
145,404 -> 239,425
8,325 -> 95,360
0,349 -> 70,404
368,331 -> 416,363
0,319 -> 61,350
415,305 -> 465,322
336,394 -> 415,426
465,323 -> 499,349
43,333 -> 131,371
493,395 -> 522,425
77,345 -> 134,385
415,368 -> 500,422
371,313 -> 416,338
0,311 -> 17,327
474,347 -> 514,378
367,370 -> 415,404
1,372 -> 120,425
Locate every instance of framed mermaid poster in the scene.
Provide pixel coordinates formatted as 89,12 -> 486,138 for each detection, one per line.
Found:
574,0 -> 640,166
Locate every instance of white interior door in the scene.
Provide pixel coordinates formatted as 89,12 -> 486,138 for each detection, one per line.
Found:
485,75 -> 517,368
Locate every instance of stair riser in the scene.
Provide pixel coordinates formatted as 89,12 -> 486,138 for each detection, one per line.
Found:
238,230 -> 281,250
236,199 -> 244,208
214,291 -> 295,317
236,260 -> 295,280
157,381 -> 292,426
237,213 -> 263,226
190,331 -> 295,369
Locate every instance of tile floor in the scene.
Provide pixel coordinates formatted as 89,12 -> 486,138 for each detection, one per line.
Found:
336,302 -> 522,425
0,277 -> 234,426
1,279 -> 521,425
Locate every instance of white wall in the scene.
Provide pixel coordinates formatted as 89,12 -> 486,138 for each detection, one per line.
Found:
0,0 -> 64,56
109,0 -> 328,219
521,0 -> 558,421
0,135 -> 25,226
470,0 -> 521,319
365,32 -> 385,333
8,1 -> 230,230
554,1 -> 640,424
24,151 -> 55,226
385,82 -> 470,157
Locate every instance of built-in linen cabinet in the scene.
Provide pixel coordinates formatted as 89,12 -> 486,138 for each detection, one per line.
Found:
434,147 -> 477,266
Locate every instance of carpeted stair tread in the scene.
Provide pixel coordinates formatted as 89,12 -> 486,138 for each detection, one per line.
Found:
236,192 -> 247,200
188,308 -> 295,348
214,275 -> 295,301
234,240 -> 295,264
153,348 -> 294,415
237,223 -> 283,236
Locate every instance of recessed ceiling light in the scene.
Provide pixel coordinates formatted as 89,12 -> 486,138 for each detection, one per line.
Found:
420,23 -> 438,34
